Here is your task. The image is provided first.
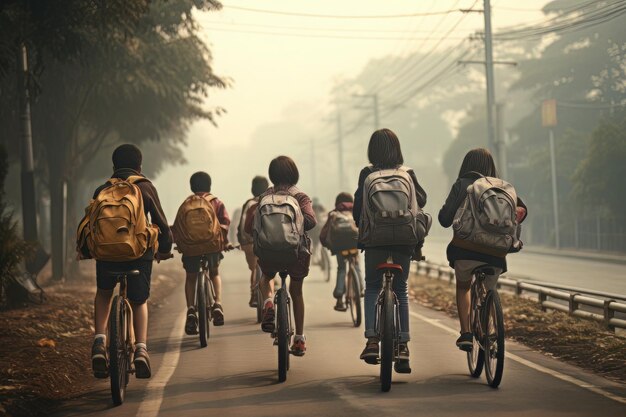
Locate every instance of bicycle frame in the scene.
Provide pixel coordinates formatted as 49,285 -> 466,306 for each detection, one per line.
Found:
375,269 -> 401,354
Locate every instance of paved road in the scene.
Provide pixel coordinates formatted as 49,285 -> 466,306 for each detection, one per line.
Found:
423,237 -> 626,295
55,252 -> 626,417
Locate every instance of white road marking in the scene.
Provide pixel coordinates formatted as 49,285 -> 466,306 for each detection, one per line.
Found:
409,310 -> 626,405
136,311 -> 186,417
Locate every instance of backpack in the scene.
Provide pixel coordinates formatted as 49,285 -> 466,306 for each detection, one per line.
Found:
358,166 -> 428,247
172,194 -> 224,256
76,176 -> 159,262
253,188 -> 304,265
237,198 -> 257,246
452,174 -> 519,256
326,210 -> 358,253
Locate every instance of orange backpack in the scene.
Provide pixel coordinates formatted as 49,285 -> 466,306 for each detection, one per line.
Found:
76,176 -> 159,262
172,194 -> 224,256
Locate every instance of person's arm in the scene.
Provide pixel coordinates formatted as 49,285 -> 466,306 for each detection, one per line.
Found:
141,182 -> 173,254
215,199 -> 231,243
297,193 -> 317,231
408,169 -> 427,208
243,202 -> 257,235
352,167 -> 369,224
438,180 -> 462,228
319,213 -> 332,247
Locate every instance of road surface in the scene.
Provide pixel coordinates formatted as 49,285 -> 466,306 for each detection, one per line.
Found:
423,237 -> 626,295
54,251 -> 626,417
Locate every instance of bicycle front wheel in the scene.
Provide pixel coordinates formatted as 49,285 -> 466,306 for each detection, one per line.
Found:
484,290 -> 505,388
379,288 -> 394,392
108,295 -> 128,406
467,289 -> 484,378
348,266 -> 362,327
276,289 -> 289,382
197,272 -> 209,348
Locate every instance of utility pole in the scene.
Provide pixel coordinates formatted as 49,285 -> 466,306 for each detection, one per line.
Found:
353,93 -> 380,131
542,99 -> 560,249
483,0 -> 496,153
18,44 -> 39,245
495,102 -> 508,179
336,111 -> 345,190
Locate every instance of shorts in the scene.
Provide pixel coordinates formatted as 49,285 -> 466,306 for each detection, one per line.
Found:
96,259 -> 153,304
453,260 -> 502,290
182,253 -> 223,274
259,251 -> 311,282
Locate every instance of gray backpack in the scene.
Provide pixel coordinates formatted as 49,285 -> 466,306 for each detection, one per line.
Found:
358,166 -> 427,247
253,189 -> 304,265
326,210 -> 359,252
452,175 -> 519,256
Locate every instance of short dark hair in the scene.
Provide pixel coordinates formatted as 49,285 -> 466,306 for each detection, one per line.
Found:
112,144 -> 142,171
268,156 -> 299,186
367,128 -> 404,169
190,171 -> 212,193
458,148 -> 497,178
335,192 -> 353,206
251,176 -> 269,197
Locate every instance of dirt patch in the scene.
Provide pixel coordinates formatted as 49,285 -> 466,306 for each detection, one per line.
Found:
410,273 -> 626,383
0,260 -> 182,417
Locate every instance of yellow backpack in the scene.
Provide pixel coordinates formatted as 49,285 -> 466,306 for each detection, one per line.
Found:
76,176 -> 159,261
172,194 -> 224,256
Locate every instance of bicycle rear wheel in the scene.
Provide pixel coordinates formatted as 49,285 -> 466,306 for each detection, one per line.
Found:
484,290 -> 505,388
467,288 -> 484,378
108,295 -> 128,406
348,265 -> 362,327
379,287 -> 394,392
255,267 -> 263,323
276,289 -> 289,382
197,272 -> 209,348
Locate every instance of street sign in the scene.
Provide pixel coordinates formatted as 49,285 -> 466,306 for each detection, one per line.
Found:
542,99 -> 557,127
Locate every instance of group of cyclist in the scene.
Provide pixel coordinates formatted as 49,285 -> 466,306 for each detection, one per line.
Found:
80,127 -> 526,382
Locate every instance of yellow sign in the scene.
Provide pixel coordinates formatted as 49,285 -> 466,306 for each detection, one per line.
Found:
542,99 -> 557,127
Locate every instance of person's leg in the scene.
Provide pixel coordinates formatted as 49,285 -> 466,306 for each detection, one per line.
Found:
131,301 -> 148,343
259,269 -> 277,333
333,254 -> 347,310
355,254 -> 365,294
453,260 -> 481,351
185,272 -> 197,308
94,288 -> 114,335
127,261 -> 152,378
209,268 -> 222,304
363,249 -> 385,338
392,252 -> 412,343
289,279 -> 305,336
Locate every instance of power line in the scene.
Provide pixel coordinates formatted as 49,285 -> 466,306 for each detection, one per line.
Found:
224,5 -> 463,19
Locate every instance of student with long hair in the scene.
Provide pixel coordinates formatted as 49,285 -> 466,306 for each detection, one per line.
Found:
439,148 -> 527,351
353,128 -> 427,374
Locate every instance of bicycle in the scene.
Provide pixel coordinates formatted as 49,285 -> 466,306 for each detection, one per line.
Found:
106,269 -> 140,406
466,265 -> 505,388
196,254 -> 217,348
340,248 -> 362,327
374,257 -> 402,392
272,271 -> 294,383
254,264 -> 263,323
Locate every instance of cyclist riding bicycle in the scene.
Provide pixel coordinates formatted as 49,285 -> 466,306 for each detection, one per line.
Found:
237,176 -> 270,307
319,192 -> 364,311
244,156 -> 317,356
438,148 -> 527,351
172,171 -> 233,335
77,144 -> 173,380
353,129 -> 428,374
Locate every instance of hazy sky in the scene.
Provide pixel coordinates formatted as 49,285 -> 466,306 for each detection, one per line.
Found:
155,0 -> 550,218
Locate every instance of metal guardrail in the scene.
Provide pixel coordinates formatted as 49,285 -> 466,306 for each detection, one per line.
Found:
415,261 -> 626,332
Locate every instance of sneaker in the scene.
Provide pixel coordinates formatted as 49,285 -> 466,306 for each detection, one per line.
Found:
456,332 -> 473,352
212,303 -> 225,326
291,338 -> 306,357
185,307 -> 198,335
91,338 -> 108,379
334,298 -> 347,312
261,300 -> 275,333
134,346 -> 152,379
249,291 -> 257,308
394,343 -> 411,374
359,338 -> 379,365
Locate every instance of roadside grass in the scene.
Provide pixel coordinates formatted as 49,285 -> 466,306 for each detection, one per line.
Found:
410,273 -> 626,383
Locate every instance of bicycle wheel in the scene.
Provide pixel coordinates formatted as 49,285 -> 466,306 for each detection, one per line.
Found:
108,295 -> 128,406
197,272 -> 209,348
348,265 -> 362,327
255,267 -> 263,323
321,249 -> 331,282
467,288 -> 484,378
379,287 -> 394,392
276,289 -> 289,382
484,290 -> 505,388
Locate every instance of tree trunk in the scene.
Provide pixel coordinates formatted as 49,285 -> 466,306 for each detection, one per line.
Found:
49,175 -> 66,281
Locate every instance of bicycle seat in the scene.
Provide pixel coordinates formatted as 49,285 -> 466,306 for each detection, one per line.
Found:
105,270 -> 141,278
376,263 -> 403,273
472,266 -> 496,276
